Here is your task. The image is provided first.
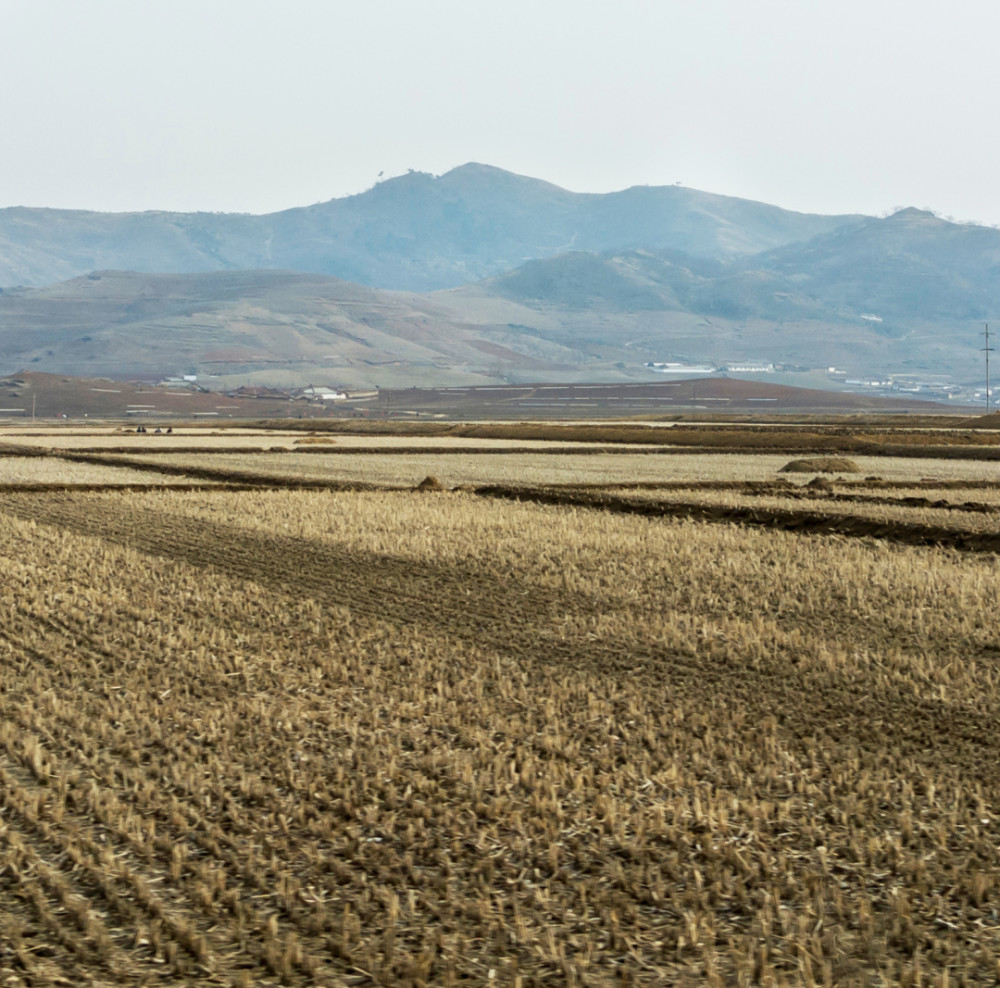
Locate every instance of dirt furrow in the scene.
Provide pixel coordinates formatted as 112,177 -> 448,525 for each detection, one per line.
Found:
474,485 -> 1000,550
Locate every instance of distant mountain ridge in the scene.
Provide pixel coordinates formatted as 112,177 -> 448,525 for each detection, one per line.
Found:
0,163 -> 861,290
0,164 -> 996,388
477,207 -> 1000,326
1,205 -> 997,386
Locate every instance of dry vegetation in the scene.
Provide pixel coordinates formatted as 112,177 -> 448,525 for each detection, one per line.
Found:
0,429 -> 623,452
847,485 -> 1000,505
0,456 -> 218,486
600,486 -> 1000,537
85,449 -> 1000,488
2,422 -> 1000,985
111,451 -> 792,487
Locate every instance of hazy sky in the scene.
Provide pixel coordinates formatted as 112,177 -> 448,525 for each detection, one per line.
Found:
4,0 -> 1000,223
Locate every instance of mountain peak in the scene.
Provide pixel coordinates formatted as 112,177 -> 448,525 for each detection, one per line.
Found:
437,162 -> 571,195
443,162 -> 516,179
887,207 -> 940,222
0,164 -> 873,291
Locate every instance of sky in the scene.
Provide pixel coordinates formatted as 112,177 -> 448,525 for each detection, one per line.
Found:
3,0 -> 1000,224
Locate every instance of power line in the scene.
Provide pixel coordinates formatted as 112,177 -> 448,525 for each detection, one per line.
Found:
982,323 -> 994,413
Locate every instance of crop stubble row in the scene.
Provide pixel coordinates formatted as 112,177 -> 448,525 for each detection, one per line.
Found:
1,489 -> 999,985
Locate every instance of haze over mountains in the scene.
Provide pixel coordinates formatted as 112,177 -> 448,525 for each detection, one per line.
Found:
0,164 -> 995,387
0,164 -> 861,291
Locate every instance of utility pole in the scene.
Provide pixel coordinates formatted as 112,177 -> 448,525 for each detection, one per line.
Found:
31,393 -> 36,423
982,324 -> 994,413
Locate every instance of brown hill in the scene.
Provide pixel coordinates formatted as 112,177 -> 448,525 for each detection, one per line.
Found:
0,270 -> 589,387
0,262 -> 989,392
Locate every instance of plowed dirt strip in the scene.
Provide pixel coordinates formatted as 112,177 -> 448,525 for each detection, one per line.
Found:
65,445 -> 657,456
476,485 -> 1000,551
619,487 -> 1000,515
0,490 -> 998,792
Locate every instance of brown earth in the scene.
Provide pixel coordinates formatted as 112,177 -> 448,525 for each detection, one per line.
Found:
0,372 -> 298,421
0,372 -> 977,423
372,377 -> 967,418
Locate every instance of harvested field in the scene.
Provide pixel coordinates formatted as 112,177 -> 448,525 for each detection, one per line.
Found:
85,449 -> 1000,487
0,427 -> 645,452
601,486 -> 1000,537
262,417 -> 1000,450
0,429 -> 304,452
107,450 -> 791,486
0,456 -> 219,486
3,422 -> 1000,986
2,488 -> 1000,986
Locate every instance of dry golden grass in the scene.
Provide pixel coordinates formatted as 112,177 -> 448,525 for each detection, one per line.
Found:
299,435 -> 612,450
603,487 -> 1000,536
0,429 -> 303,451
833,456 -> 1000,482
0,427 -> 628,452
1,487 -> 1000,984
100,449 -> 1000,488
0,456 -> 218,486
849,484 -> 1000,504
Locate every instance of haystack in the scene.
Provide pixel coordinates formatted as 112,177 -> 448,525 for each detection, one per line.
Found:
779,457 -> 861,474
805,476 -> 835,490
415,475 -> 445,491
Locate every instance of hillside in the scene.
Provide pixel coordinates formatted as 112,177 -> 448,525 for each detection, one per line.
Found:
446,209 -> 1000,379
0,164 -> 861,291
0,270 -> 560,386
475,209 -> 1000,323
0,243 -> 987,389
748,207 -> 1000,323
0,180 -> 996,387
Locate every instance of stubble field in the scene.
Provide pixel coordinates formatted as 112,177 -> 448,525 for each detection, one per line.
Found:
1,422 -> 1000,986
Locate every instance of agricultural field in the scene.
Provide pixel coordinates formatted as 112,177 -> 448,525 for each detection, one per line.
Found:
108,450 -> 798,488
0,456 -> 219,487
0,428 -> 635,452
0,428 -> 305,451
79,449 -> 1000,489
1,422 -> 1000,985
599,486 -> 1000,537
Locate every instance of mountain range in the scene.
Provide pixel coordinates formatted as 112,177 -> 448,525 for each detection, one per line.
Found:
0,164 -> 860,291
0,165 -> 994,387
